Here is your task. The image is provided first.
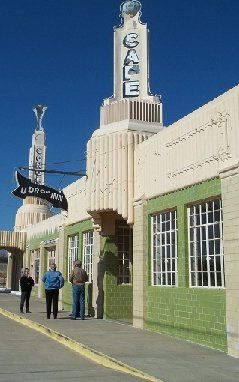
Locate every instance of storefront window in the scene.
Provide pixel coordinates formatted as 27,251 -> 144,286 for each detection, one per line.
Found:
188,199 -> 224,288
83,231 -> 94,283
68,235 -> 79,282
151,210 -> 178,286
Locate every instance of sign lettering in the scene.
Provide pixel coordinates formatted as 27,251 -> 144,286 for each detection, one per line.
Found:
123,33 -> 140,97
12,171 -> 68,211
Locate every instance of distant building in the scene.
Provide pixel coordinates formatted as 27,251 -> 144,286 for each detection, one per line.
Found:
1,1 -> 239,357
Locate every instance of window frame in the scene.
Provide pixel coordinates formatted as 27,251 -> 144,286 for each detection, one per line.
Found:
67,234 -> 79,282
82,230 -> 94,283
117,224 -> 133,285
187,198 -> 225,289
30,249 -> 40,285
46,246 -> 56,268
151,209 -> 178,287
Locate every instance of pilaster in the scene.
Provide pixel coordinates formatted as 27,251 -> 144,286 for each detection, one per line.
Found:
91,230 -> 104,318
6,252 -> 12,290
38,242 -> 45,298
133,197 -> 146,328
57,228 -> 65,310
220,163 -> 239,357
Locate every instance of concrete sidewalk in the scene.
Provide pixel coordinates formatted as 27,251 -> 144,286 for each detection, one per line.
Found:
0,293 -> 238,382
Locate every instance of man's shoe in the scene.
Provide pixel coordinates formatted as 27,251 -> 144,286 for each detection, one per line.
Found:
26,311 -> 31,313
20,310 -> 24,313
71,317 -> 76,320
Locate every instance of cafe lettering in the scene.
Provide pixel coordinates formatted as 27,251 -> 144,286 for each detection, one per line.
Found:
34,147 -> 44,184
123,32 -> 140,97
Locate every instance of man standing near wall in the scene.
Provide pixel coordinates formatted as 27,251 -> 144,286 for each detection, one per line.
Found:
70,260 -> 88,320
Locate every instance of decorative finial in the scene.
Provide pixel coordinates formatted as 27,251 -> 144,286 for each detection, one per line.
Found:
33,105 -> 47,131
121,0 -> 141,19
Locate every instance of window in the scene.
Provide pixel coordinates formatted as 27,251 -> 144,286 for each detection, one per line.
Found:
47,247 -> 56,268
188,199 -> 224,288
30,249 -> 40,285
151,210 -> 178,286
68,235 -> 79,282
117,225 -> 132,284
83,231 -> 94,283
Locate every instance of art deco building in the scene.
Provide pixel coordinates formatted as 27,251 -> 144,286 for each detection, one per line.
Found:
2,1 -> 239,357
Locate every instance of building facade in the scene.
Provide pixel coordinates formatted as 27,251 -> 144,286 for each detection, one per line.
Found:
2,1 -> 239,357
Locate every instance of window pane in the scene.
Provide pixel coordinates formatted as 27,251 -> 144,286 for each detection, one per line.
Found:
188,199 -> 224,288
68,235 -> 79,282
151,211 -> 178,287
83,231 -> 94,283
117,225 -> 133,284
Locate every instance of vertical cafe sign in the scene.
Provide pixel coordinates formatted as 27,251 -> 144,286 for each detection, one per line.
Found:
33,145 -> 44,184
123,32 -> 140,97
29,105 -> 47,185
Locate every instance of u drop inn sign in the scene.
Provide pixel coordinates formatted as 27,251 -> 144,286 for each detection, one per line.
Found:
12,171 -> 68,211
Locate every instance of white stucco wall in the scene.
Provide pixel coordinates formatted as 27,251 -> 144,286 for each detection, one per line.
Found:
135,85 -> 239,200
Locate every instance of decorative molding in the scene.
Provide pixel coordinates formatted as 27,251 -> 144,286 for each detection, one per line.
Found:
168,149 -> 232,179
165,111 -> 229,148
219,161 -> 239,179
166,111 -> 232,179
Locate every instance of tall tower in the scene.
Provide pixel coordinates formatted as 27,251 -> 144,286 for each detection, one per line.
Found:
29,105 -> 47,185
14,105 -> 52,232
100,0 -> 163,130
87,1 -> 163,228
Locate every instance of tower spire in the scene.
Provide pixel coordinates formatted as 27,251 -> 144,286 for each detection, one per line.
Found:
121,0 -> 141,20
28,105 -> 47,184
33,104 -> 47,131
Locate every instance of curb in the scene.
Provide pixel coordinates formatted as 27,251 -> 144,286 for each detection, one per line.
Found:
0,307 -> 164,382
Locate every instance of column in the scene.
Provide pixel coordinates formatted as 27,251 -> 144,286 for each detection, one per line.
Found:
6,252 -> 12,290
220,163 -> 239,357
24,246 -> 31,269
133,197 -> 146,329
92,230 -> 104,318
38,241 -> 45,298
58,227 -> 65,311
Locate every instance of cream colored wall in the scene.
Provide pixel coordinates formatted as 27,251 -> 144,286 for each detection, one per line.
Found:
25,177 -> 90,240
25,213 -> 62,240
87,130 -> 152,225
135,85 -> 239,200
63,176 -> 90,225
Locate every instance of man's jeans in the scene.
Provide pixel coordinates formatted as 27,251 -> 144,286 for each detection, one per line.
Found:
20,291 -> 31,312
72,284 -> 85,319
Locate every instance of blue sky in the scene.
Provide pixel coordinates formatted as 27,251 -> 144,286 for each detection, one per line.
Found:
0,0 -> 238,230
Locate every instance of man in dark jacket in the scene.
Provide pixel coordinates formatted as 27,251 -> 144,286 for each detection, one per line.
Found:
20,268 -> 34,313
69,260 -> 88,320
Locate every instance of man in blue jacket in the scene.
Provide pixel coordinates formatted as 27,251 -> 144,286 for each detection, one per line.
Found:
42,263 -> 64,319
